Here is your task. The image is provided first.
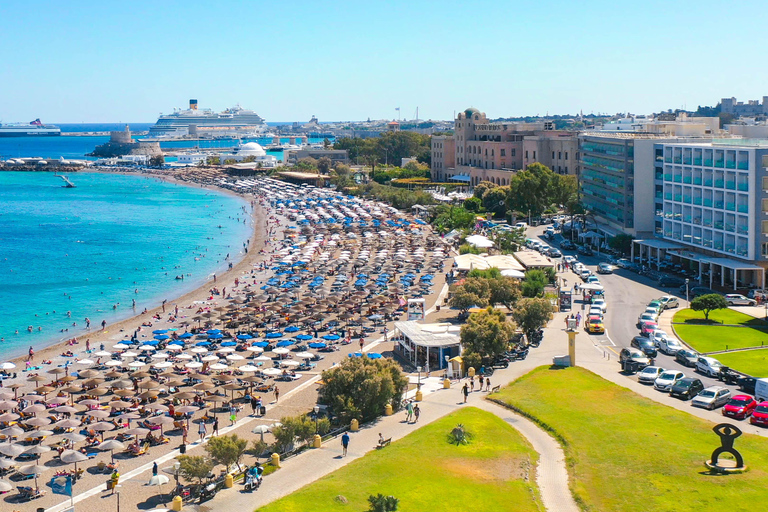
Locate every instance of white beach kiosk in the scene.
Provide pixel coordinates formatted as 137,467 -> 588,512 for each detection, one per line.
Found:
393,321 -> 461,374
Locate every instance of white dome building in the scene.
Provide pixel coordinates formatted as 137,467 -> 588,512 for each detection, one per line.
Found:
217,141 -> 278,168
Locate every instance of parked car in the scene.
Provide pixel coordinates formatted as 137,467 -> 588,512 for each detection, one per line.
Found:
548,247 -> 562,258
591,298 -> 607,313
750,401 -> 768,426
586,275 -> 601,285
696,356 -> 724,377
538,244 -> 551,254
692,386 -> 732,410
647,300 -> 663,313
637,312 -> 657,327
670,377 -> 705,400
659,337 -> 683,355
690,287 -> 718,299
747,289 -> 767,300
639,320 -> 659,337
597,263 -> 614,274
514,222 -> 528,231
658,296 -> 680,309
588,306 -> 604,318
676,349 -> 700,367
638,366 -> 665,384
659,276 -> 686,288
724,294 -> 757,306
619,347 -> 652,372
654,370 -> 686,392
577,245 -> 594,256
563,255 -> 577,265
649,329 -> 669,347
631,336 -> 658,358
580,269 -> 592,281
586,317 -> 605,334
722,395 -> 758,419
560,240 -> 577,250
615,258 -> 631,268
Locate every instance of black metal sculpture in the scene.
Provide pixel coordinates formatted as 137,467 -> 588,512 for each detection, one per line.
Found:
710,423 -> 744,468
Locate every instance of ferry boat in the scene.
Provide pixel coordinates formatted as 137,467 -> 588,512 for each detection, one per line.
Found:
149,99 -> 266,137
0,119 -> 61,137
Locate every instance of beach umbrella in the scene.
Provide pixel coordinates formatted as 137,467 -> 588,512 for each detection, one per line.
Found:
262,368 -> 281,376
120,351 -> 138,358
78,369 -> 100,379
138,380 -> 160,390
0,412 -> 20,423
0,479 -> 13,492
251,424 -> 270,441
185,362 -> 203,369
272,347 -> 289,355
47,368 -> 66,376
366,353 -> 383,359
25,417 -> 51,427
60,449 -> 88,475
47,395 -> 69,405
90,421 -> 115,441
138,390 -> 160,399
113,343 -> 129,350
86,409 -> 111,419
281,360 -> 300,367
22,404 -> 46,414
27,375 -> 47,383
105,360 -> 124,367
139,345 -> 158,351
97,440 -> 125,462
77,359 -> 95,366
209,363 -> 229,371
55,418 -> 83,430
88,388 -> 109,396
0,443 -> 25,457
172,391 -> 196,401
191,347 -> 208,354
175,353 -> 193,360
153,361 -> 173,369
296,352 -> 314,359
62,432 -> 86,444
18,464 -> 46,488
175,405 -> 198,414
201,355 -> 219,362
238,365 -> 259,372
0,400 -> 18,411
125,427 -> 149,436
53,404 -> 79,413
148,416 -> 174,434
94,351 -> 113,357
193,382 -> 214,391
0,362 -> 15,370
128,361 -> 147,369
253,355 -> 272,362
145,403 -> 169,412
0,425 -> 23,439
114,389 -> 135,397
226,354 -> 244,362
246,345 -> 264,354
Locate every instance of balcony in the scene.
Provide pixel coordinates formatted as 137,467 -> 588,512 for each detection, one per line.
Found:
683,195 -> 692,204
715,201 -> 724,208
715,160 -> 724,168
663,173 -> 672,180
694,159 -> 703,165
673,175 -> 682,183
674,194 -> 683,201
738,162 -> 749,170
664,193 -> 673,200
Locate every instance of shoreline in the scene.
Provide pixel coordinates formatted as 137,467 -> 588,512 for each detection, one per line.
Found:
2,169 -> 266,367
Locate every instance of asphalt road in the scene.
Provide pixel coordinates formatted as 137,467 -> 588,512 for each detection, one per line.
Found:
527,226 -> 751,420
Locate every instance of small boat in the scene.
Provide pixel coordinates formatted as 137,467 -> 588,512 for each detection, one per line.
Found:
54,174 -> 76,188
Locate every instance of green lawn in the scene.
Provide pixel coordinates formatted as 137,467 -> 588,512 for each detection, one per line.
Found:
494,366 -> 768,512
672,308 -> 768,355
673,308 -> 767,326
714,350 -> 768,378
257,408 -> 542,512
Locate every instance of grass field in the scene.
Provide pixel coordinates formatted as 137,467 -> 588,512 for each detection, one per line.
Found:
714,350 -> 768,378
257,407 -> 542,512
672,308 -> 768,354
494,366 -> 768,512
673,308 -> 768,326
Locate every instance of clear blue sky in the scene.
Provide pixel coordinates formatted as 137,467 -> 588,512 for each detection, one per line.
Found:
1,0 -> 766,123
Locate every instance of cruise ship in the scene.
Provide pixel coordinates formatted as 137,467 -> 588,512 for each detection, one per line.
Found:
148,99 -> 266,138
0,119 -> 61,137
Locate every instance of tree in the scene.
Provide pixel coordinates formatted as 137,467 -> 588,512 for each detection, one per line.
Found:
449,285 -> 488,312
368,494 -> 399,512
319,357 -> 408,423
512,297 -> 555,337
295,157 -> 318,172
488,276 -> 521,310
690,294 -> 729,321
317,156 -> 333,174
521,269 -> 548,298
460,307 -> 516,358
473,181 -> 497,200
608,234 -> 633,255
482,186 -> 510,217
177,455 -> 214,485
463,196 -> 482,212
205,434 -> 248,472
494,230 -> 526,253
149,154 -> 165,167
323,137 -> 331,149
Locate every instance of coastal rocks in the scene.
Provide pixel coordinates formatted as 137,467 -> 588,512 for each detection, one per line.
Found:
88,125 -> 162,158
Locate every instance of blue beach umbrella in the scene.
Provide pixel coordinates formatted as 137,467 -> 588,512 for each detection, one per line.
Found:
220,341 -> 237,347
195,341 -> 211,347
296,334 -> 312,341
179,333 -> 194,339
253,341 -> 270,348
206,329 -> 222,335
168,340 -> 185,346
237,334 -> 253,340
208,333 -> 224,340
152,330 -> 169,334
284,326 -> 299,333
308,342 -> 327,349
348,352 -> 363,358
276,340 -> 295,348
153,335 -> 170,341
322,334 -> 340,341
265,332 -> 283,339
366,353 -> 383,359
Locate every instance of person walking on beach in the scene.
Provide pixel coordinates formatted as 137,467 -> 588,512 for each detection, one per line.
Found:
198,421 -> 207,441
101,320 -> 106,330
212,417 -> 219,436
85,339 -> 90,353
182,424 -> 188,445
462,383 -> 469,403
85,317 -> 90,329
152,462 -> 158,476
274,386 -> 279,403
413,404 -> 420,423
27,346 -> 34,362
341,432 -> 350,456
229,405 -> 237,426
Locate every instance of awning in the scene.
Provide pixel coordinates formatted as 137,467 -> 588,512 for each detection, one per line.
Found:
449,174 -> 471,182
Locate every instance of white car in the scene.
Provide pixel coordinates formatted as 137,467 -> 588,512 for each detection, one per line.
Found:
591,299 -> 607,313
659,296 -> 680,309
696,356 -> 723,377
724,294 -> 757,306
580,269 -> 592,281
637,312 -> 657,326
654,370 -> 686,392
642,307 -> 660,321
539,245 -> 551,254
586,275 -> 601,285
692,386 -> 732,410
589,306 -> 604,319
658,337 -> 683,355
564,255 -> 576,265
649,329 -> 669,347
638,366 -> 665,385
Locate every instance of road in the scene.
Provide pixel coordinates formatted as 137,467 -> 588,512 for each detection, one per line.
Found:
527,226 -> 748,417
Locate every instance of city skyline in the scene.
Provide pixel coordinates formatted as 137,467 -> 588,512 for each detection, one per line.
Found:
1,0 -> 767,122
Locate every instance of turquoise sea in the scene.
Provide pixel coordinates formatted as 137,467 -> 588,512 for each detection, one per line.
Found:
0,172 -> 252,360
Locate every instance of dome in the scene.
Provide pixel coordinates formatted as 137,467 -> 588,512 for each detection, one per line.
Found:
464,107 -> 480,117
237,142 -> 266,157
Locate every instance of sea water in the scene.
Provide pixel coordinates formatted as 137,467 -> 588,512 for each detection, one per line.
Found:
0,171 -> 252,360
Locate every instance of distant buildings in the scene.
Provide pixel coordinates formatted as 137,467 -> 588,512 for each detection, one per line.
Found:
721,97 -> 768,117
430,107 -> 579,185
284,148 -> 349,166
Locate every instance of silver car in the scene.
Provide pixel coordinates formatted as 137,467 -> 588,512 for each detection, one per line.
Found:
692,386 -> 732,410
654,370 -> 685,392
638,366 -> 665,385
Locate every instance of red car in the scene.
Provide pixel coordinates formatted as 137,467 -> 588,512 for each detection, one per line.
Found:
639,320 -> 658,337
750,401 -> 768,427
722,394 -> 757,419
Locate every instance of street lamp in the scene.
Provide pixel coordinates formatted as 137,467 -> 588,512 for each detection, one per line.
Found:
313,405 -> 319,434
416,366 -> 422,391
685,278 -> 690,307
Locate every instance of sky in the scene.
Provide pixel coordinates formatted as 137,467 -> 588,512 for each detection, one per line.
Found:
1,0 -> 766,123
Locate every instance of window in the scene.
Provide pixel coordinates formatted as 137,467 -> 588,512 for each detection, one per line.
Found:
565,152 -> 568,160
500,149 -> 506,156
762,221 -> 768,234
525,150 -> 529,159
511,149 -> 516,156
533,151 -> 536,159
552,151 -> 556,159
558,152 -> 562,160
565,166 -> 568,173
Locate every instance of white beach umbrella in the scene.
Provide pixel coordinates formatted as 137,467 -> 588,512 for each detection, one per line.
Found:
105,360 -> 123,367
185,362 -> 203,369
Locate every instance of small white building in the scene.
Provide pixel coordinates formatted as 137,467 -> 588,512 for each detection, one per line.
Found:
393,321 -> 461,371
177,153 -> 211,165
